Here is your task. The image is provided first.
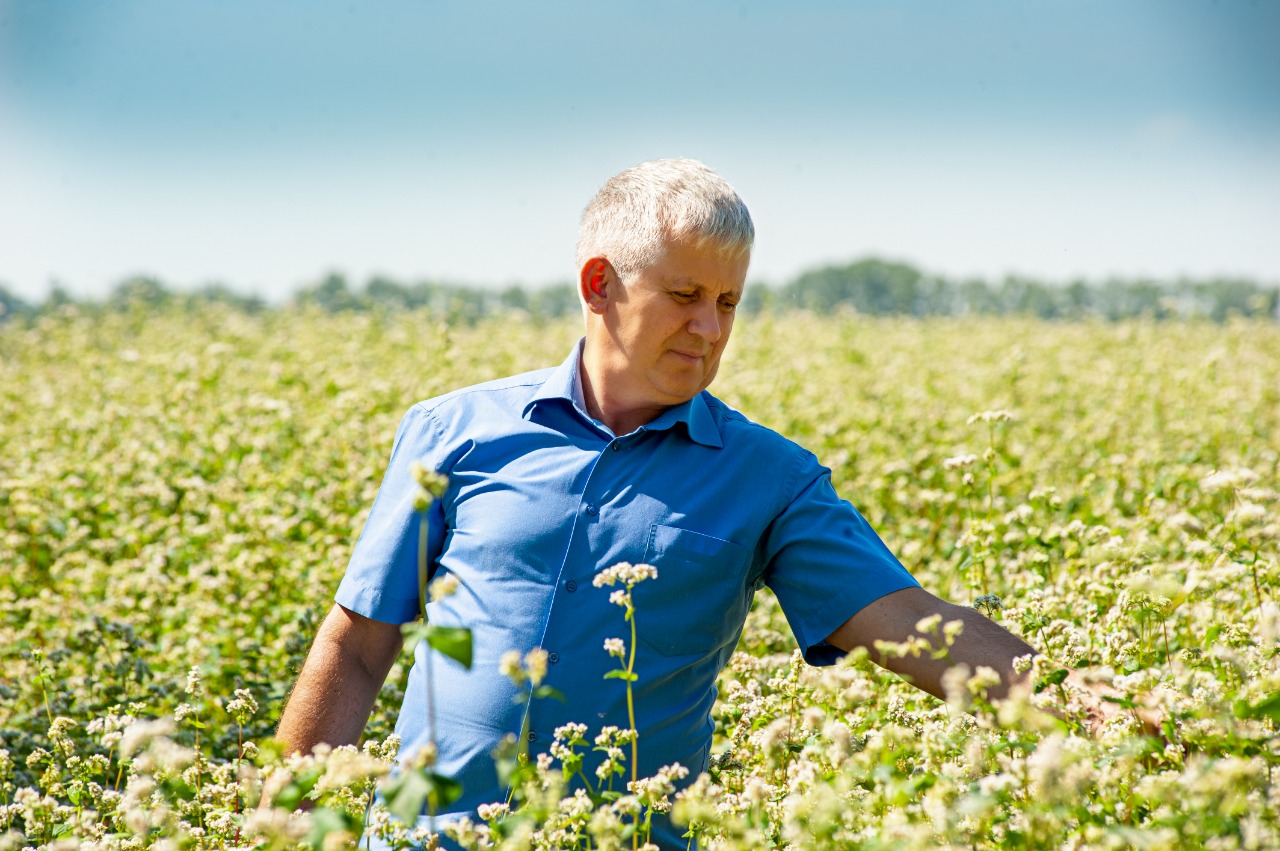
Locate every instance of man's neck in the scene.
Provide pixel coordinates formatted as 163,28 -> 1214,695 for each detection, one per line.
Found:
579,345 -> 668,437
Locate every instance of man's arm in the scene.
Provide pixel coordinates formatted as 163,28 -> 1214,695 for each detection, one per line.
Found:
825,586 -> 1162,735
277,603 -> 404,755
825,586 -> 1036,703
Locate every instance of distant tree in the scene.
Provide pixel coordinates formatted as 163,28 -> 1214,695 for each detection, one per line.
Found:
527,283 -> 578,318
296,272 -> 361,312
44,283 -> 76,311
0,283 -> 34,322
499,285 -> 531,313
998,275 -> 1062,319
785,259 -> 926,315
108,276 -> 172,311
1062,280 -> 1092,320
956,278 -> 1000,316
1188,277 -> 1278,321
185,283 -> 266,313
740,282 -> 777,316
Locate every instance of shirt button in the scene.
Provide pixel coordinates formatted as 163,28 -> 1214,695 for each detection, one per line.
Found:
548,652 -> 560,664
527,731 -> 538,743
611,442 -> 620,452
585,504 -> 598,516
565,579 -> 578,592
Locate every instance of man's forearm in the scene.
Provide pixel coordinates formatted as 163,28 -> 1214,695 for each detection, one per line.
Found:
276,604 -> 403,755
829,587 -> 1037,704
890,601 -> 1037,703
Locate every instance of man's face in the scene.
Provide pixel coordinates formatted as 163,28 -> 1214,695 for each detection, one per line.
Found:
597,238 -> 750,413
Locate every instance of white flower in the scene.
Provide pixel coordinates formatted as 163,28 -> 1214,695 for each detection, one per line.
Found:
524,648 -> 549,687
593,562 -> 659,588
119,718 -> 177,759
477,801 -> 510,821
943,453 -> 979,470
499,650 -> 523,682
967,409 -> 1015,425
428,572 -> 460,601
227,688 -> 259,725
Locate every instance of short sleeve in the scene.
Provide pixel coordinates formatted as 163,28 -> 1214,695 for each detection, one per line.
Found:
335,405 -> 448,624
761,451 -> 920,666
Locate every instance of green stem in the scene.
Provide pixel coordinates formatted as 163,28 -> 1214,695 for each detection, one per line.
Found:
627,600 -> 639,851
419,511 -> 439,831
418,514 -> 429,620
626,608 -> 638,786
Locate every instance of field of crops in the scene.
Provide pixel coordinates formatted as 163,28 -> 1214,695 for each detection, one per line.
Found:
2,307 -> 1278,850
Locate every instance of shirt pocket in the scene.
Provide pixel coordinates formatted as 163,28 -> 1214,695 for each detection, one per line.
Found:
633,524 -> 753,657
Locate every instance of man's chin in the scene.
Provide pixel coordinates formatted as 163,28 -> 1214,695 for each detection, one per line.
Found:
654,379 -> 713,405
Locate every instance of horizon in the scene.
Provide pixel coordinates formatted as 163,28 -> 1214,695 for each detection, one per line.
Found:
8,253 -> 1280,311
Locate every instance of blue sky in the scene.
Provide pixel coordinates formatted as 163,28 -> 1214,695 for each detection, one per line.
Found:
1,0 -> 1277,301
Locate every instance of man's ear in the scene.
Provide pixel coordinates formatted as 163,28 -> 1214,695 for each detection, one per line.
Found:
579,257 -> 613,315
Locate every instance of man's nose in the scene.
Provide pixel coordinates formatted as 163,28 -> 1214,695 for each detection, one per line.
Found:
688,299 -> 723,343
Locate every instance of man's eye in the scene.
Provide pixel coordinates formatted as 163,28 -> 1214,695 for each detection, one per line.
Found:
719,299 -> 739,311
673,291 -> 698,302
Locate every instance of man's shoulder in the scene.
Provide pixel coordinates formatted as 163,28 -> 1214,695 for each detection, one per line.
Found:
701,393 -> 814,460
413,366 -> 557,419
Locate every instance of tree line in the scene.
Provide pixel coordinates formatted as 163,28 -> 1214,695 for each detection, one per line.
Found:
2,259 -> 1276,323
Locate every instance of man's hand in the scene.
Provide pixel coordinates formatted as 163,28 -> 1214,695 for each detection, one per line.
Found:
1065,667 -> 1166,740
275,603 -> 404,758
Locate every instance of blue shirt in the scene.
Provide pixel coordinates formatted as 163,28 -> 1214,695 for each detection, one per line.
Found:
336,341 -> 919,847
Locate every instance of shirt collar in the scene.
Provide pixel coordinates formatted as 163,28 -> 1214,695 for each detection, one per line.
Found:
524,339 -> 723,449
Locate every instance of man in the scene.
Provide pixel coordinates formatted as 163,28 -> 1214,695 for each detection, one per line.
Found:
278,159 -> 1070,848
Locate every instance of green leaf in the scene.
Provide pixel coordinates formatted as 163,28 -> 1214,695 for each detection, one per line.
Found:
382,764 -> 466,825
426,625 -> 473,669
423,771 -> 464,810
305,807 -> 356,850
532,684 -> 565,702
1235,691 -> 1280,722
492,735 -> 523,789
273,768 -> 321,810
1034,668 -> 1068,693
490,812 -> 534,838
604,669 -> 638,682
382,769 -> 431,826
401,621 -> 431,646
1101,693 -> 1138,709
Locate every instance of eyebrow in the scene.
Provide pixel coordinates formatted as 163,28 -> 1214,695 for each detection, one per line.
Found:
668,277 -> 744,298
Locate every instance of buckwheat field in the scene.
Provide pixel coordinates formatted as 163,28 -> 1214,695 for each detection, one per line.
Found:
2,307 -> 1278,850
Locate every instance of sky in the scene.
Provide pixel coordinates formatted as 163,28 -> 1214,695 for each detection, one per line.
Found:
1,0 -> 1277,302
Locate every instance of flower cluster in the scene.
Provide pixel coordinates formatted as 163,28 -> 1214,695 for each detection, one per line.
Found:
592,562 -> 659,588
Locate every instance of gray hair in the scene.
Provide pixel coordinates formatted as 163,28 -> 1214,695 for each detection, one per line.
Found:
576,158 -> 754,277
